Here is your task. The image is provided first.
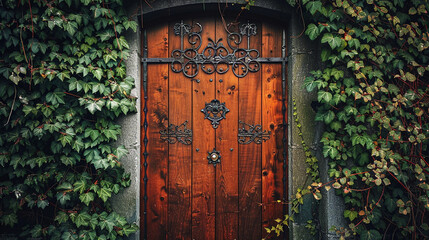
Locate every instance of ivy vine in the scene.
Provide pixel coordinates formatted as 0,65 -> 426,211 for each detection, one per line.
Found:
0,0 -> 138,238
283,0 -> 429,239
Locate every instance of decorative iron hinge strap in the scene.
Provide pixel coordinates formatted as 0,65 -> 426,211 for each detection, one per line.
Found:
141,57 -> 288,63
142,20 -> 288,78
238,120 -> 271,144
159,121 -> 192,145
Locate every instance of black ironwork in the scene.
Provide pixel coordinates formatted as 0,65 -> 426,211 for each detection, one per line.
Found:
159,121 -> 192,145
201,99 -> 229,129
169,20 -> 260,78
207,148 -> 221,167
238,121 -> 271,144
142,57 -> 287,63
142,28 -> 149,240
141,18 -> 289,240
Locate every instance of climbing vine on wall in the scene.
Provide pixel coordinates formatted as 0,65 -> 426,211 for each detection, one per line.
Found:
0,0 -> 138,238
285,0 -> 429,239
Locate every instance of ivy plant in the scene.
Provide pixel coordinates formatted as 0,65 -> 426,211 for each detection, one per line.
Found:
282,0 -> 429,239
0,0 -> 138,238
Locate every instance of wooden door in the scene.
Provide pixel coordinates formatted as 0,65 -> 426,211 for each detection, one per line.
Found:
142,16 -> 287,240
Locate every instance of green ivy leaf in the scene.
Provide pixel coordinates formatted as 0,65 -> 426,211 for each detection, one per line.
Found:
57,192 -> 71,205
323,145 -> 338,159
75,212 -> 91,227
405,72 -> 416,82
99,213 -> 116,232
318,91 -> 333,102
321,34 -> 342,49
324,110 -> 335,124
97,187 -> 112,202
92,68 -> 103,81
37,200 -> 49,209
92,158 -> 110,169
305,23 -> 320,40
73,180 -> 87,194
306,1 -> 323,15
320,48 -> 331,62
0,213 -> 18,227
344,210 -> 358,221
61,231 -> 78,240
115,145 -> 128,159
85,101 -> 104,114
79,192 -> 95,206
115,36 -> 130,49
57,182 -> 73,190
98,30 -> 114,42
330,121 -> 342,131
55,211 -> 69,224
360,230 -> 382,240
65,21 -> 78,36
84,129 -> 100,141
120,224 -> 139,236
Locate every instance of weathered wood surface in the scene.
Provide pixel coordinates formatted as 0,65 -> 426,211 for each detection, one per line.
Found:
146,22 -> 169,240
215,18 -> 240,240
238,21 -> 263,240
167,19 -> 192,240
144,17 -> 287,240
261,21 -> 285,238
192,17 -> 216,240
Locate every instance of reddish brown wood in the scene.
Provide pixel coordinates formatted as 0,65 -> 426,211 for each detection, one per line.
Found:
144,17 -> 287,240
167,20 -> 192,239
215,18 -> 240,240
145,22 -> 169,240
238,22 -> 263,240
261,22 -> 284,238
191,17 -> 216,240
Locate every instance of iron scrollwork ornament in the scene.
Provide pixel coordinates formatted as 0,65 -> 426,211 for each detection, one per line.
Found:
238,121 -> 271,144
207,148 -> 221,167
159,120 -> 192,145
201,99 -> 229,129
171,20 -> 260,78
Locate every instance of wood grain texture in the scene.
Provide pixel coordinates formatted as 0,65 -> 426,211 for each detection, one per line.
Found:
238,21 -> 263,240
215,18 -> 240,240
191,17 -> 216,240
261,22 -> 284,238
167,20 -> 192,240
145,22 -> 169,240
144,17 -> 287,240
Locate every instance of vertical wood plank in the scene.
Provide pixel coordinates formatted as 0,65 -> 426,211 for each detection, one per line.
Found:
238,21 -> 263,240
215,18 -> 239,240
168,19 -> 192,240
261,22 -> 284,238
191,17 -> 216,240
145,22 -> 169,240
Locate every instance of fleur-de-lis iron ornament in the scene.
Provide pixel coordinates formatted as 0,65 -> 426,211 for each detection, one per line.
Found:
238,120 -> 271,144
201,99 -> 230,129
171,20 -> 260,78
159,121 -> 192,145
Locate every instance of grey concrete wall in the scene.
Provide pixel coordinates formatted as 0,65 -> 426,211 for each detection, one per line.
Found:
287,10 -> 319,240
317,122 -> 347,240
286,12 -> 346,239
111,1 -> 141,239
114,1 -> 347,239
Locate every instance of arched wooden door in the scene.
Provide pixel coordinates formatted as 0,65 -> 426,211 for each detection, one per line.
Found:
141,16 -> 287,240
